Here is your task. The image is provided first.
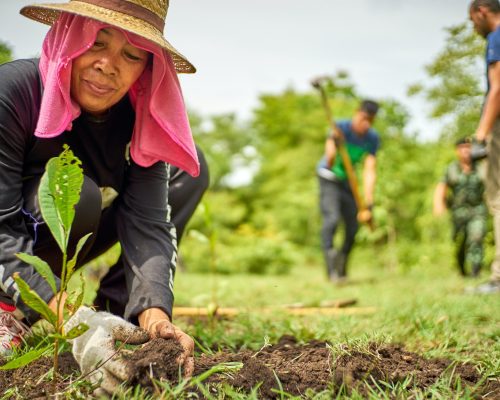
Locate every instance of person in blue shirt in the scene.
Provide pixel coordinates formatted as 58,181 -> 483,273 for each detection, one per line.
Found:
469,0 -> 500,293
317,100 -> 380,282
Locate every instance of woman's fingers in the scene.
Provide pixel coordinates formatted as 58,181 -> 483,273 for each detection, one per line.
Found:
155,320 -> 195,377
183,355 -> 195,378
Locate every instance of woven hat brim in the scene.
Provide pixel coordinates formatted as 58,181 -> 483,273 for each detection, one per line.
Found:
20,1 -> 196,74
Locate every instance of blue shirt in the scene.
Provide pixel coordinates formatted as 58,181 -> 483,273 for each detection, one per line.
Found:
486,26 -> 500,91
317,119 -> 380,181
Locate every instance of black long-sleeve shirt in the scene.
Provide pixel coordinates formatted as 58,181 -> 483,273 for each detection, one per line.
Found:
0,59 -> 177,322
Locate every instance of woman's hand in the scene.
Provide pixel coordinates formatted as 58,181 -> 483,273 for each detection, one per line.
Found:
138,307 -> 194,377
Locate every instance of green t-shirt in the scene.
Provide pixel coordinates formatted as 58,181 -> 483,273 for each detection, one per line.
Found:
330,120 -> 380,180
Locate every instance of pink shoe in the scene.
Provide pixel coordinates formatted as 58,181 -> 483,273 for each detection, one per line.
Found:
0,302 -> 29,355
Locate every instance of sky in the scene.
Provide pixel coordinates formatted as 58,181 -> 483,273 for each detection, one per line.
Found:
0,0 -> 476,140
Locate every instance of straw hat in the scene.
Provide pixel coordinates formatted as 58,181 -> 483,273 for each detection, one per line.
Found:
20,0 -> 195,73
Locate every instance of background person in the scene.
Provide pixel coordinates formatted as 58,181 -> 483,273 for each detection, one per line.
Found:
0,0 -> 208,392
433,137 -> 488,277
469,0 -> 500,293
317,100 -> 380,282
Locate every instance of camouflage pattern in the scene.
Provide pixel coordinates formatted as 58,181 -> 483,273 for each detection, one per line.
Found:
444,161 -> 488,275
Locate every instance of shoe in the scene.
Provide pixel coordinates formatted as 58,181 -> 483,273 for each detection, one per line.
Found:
329,251 -> 348,284
324,248 -> 338,281
0,302 -> 29,355
468,281 -> 500,294
336,252 -> 348,278
471,264 -> 481,278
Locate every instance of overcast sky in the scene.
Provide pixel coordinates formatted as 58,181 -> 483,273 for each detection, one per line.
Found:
0,0 -> 476,139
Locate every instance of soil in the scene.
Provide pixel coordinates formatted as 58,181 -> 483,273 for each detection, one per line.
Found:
125,337 -> 185,387
0,335 -> 498,399
0,352 -> 85,399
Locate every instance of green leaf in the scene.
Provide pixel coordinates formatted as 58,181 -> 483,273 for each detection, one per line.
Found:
0,344 -> 51,370
15,253 -> 57,295
64,322 -> 89,340
64,273 -> 85,319
38,166 -> 65,253
13,274 -> 57,327
66,233 -> 92,280
38,145 -> 84,252
72,273 -> 86,313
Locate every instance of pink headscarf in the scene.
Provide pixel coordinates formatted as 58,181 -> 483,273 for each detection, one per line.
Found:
36,13 -> 200,177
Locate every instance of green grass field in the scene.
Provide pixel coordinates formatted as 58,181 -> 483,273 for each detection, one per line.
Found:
173,252 -> 499,360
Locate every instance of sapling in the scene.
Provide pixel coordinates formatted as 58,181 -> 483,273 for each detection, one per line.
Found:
0,145 -> 91,388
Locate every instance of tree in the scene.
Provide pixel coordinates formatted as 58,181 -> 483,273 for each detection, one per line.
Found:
189,111 -> 257,190
408,23 -> 485,140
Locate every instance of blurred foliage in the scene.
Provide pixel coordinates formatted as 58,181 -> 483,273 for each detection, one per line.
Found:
408,23 -> 484,141
0,41 -> 12,65
181,22 -> 490,275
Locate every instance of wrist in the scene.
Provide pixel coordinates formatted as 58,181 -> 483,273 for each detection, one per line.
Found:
476,131 -> 488,142
138,307 -> 171,331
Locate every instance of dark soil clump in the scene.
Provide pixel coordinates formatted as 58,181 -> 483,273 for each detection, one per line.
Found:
126,337 -> 184,388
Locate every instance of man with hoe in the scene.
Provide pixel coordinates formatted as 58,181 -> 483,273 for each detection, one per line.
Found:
469,0 -> 500,293
317,99 -> 380,282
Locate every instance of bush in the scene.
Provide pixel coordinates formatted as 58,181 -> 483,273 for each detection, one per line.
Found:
181,231 -> 296,275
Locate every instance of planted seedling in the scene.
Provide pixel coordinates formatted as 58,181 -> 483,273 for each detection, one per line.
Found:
0,145 -> 91,390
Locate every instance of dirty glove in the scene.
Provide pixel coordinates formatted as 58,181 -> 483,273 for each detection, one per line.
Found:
65,306 -> 150,395
471,139 -> 488,162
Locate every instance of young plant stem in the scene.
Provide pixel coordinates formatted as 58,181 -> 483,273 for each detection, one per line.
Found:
52,250 -> 67,392
52,338 -> 59,393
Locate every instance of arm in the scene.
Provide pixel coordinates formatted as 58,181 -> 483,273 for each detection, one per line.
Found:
324,136 -> 337,168
0,61 -> 62,323
116,161 -> 177,322
476,62 -> 500,141
362,154 -> 376,207
433,182 -> 448,216
116,161 -> 193,375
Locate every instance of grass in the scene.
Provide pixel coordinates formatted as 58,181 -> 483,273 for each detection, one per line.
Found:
174,249 -> 498,360
6,245 -> 500,398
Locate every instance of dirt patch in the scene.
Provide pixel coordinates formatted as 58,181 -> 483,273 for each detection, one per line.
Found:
332,342 -> 487,396
0,352 -> 85,399
192,335 -> 333,398
0,336 -> 497,398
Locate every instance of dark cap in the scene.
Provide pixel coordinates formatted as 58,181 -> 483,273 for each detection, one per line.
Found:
360,100 -> 379,117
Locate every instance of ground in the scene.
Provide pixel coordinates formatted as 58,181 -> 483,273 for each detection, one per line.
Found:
2,250 -> 499,398
0,335 -> 498,399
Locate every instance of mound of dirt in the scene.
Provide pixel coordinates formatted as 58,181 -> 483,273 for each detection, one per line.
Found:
139,335 -> 493,398
1,335 -> 497,399
192,335 -> 333,398
333,342 -> 483,396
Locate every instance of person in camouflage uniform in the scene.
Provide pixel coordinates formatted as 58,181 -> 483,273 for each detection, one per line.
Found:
433,137 -> 488,277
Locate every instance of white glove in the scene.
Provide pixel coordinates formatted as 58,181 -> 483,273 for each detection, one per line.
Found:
65,306 -> 150,395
